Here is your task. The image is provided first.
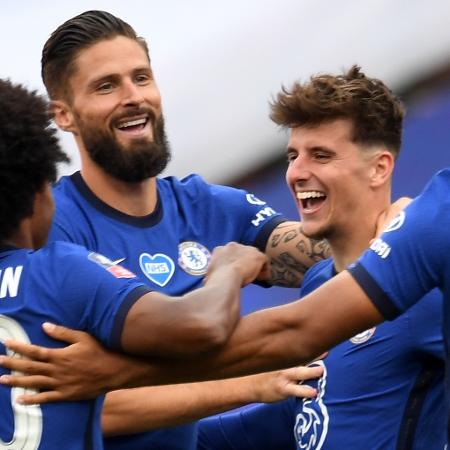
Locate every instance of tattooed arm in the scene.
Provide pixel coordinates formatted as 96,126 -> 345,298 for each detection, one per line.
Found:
264,221 -> 330,287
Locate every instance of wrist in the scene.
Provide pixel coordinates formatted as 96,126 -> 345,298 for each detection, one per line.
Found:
206,264 -> 243,287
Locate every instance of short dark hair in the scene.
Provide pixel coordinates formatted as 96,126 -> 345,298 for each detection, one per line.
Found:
42,10 -> 150,100
0,79 -> 69,240
270,65 -> 405,157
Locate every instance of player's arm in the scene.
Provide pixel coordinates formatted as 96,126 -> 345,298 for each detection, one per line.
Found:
120,242 -> 267,358
174,270 -> 384,379
263,221 -> 330,287
1,270 -> 382,401
102,365 -> 322,436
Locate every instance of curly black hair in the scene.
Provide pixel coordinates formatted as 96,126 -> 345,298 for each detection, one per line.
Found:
42,10 -> 150,100
0,79 -> 69,241
271,65 -> 405,158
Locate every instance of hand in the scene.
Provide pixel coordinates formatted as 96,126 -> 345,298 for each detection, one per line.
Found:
0,323 -> 138,404
207,242 -> 269,286
251,364 -> 324,403
374,197 -> 412,239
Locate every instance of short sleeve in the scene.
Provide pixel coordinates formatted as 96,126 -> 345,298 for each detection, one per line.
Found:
349,169 -> 450,318
172,174 -> 287,251
32,242 -> 150,349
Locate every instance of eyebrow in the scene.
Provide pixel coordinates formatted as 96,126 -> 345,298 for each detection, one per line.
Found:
86,66 -> 153,91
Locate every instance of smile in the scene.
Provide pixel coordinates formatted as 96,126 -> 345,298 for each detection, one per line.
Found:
115,115 -> 151,138
296,190 -> 327,213
117,118 -> 148,129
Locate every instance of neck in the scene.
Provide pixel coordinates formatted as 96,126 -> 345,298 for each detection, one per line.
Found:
4,221 -> 34,249
329,195 -> 391,273
80,156 -> 158,217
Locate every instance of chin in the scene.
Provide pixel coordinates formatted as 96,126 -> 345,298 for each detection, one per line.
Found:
301,223 -> 328,240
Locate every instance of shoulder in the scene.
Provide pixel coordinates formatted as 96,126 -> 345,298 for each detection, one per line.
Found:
52,175 -> 83,218
34,241 -> 90,264
158,174 -> 273,215
301,259 -> 334,296
158,173 -> 246,200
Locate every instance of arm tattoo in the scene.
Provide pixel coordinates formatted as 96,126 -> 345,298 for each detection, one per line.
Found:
266,223 -> 331,288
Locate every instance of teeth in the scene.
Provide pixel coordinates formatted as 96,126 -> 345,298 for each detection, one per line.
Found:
117,118 -> 147,129
296,191 -> 326,200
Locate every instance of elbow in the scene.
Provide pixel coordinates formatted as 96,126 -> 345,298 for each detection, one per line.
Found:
189,310 -> 238,354
192,320 -> 231,353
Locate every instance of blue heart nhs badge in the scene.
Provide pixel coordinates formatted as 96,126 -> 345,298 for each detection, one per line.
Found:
139,253 -> 175,287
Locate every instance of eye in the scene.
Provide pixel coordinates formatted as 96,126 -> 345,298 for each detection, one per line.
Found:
313,151 -> 330,161
286,151 -> 298,164
135,73 -> 151,85
96,82 -> 114,93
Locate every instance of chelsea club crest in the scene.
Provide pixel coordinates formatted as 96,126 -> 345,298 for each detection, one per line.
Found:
178,241 -> 211,276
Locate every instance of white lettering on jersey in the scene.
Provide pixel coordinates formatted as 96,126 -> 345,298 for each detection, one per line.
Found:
370,238 -> 391,259
0,266 -> 23,299
251,207 -> 276,226
0,315 -> 43,449
295,360 -> 329,450
246,194 -> 266,206
383,211 -> 405,233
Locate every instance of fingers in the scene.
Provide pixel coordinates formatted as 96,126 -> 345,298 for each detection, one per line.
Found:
0,374 -> 55,390
293,365 -> 324,381
41,322 -> 89,344
16,390 -> 66,405
281,365 -> 323,384
284,383 -> 318,399
2,340 -> 51,362
1,323 -> 88,362
0,355 -> 50,375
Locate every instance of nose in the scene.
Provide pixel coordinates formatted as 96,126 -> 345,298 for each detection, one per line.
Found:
121,80 -> 145,106
286,153 -> 312,187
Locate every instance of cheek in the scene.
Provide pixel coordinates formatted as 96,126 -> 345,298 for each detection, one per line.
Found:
285,165 -> 296,190
149,88 -> 162,112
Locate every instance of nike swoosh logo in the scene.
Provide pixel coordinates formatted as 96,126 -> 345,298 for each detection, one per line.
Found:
111,257 -> 126,265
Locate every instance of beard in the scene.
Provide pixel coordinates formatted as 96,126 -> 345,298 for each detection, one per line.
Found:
77,110 -> 171,183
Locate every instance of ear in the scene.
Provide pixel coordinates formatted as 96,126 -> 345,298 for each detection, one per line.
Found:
369,150 -> 394,188
51,100 -> 78,134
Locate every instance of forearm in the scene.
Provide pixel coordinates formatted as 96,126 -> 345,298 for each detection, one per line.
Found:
132,271 -> 384,383
121,265 -> 243,358
102,377 -> 261,436
265,221 -> 330,287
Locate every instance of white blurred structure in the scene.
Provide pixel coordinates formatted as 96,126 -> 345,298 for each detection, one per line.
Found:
2,1 -> 450,182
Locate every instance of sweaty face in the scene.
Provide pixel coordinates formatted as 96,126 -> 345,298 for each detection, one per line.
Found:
285,119 -> 376,241
66,36 -> 171,182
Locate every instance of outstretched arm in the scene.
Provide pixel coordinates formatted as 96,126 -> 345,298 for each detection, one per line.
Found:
0,271 -> 380,403
102,365 -> 323,436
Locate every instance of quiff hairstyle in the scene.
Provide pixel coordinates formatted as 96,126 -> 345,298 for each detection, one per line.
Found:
270,65 -> 405,157
41,10 -> 150,101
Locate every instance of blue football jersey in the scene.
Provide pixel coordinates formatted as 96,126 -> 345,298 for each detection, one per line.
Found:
198,260 -> 445,449
49,172 -> 286,450
0,242 -> 149,450
349,168 -> 450,440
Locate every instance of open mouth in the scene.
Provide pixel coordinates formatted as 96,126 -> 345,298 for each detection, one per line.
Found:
296,190 -> 327,212
116,116 -> 150,135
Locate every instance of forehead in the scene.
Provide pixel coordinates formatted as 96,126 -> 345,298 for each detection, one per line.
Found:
288,118 -> 355,149
70,35 -> 151,86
